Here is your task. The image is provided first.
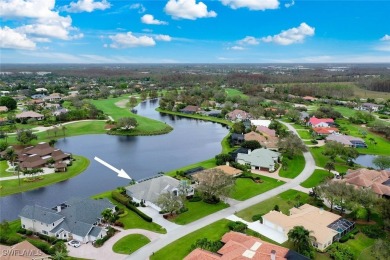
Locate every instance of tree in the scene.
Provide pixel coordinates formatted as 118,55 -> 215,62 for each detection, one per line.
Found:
190,238 -> 223,253
156,192 -> 184,216
278,134 -> 307,158
372,156 -> 390,170
324,161 -> 335,173
129,96 -> 138,107
0,96 -> 17,110
241,140 -> 261,150
286,109 -> 300,122
117,117 -> 138,130
3,147 -> 17,167
356,188 -> 377,222
287,226 -> 315,258
196,169 -> 235,204
52,241 -> 68,260
49,139 -> 57,147
371,239 -> 390,260
101,208 -> 114,224
231,122 -> 245,134
16,129 -> 37,145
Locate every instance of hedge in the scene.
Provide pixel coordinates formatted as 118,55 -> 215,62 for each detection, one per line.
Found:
112,190 -> 130,205
111,191 -> 153,222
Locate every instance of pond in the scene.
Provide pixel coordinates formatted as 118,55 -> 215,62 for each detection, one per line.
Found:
354,154 -> 389,170
0,99 -> 229,221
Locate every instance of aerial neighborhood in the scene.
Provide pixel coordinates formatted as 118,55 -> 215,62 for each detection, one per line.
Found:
0,65 -> 389,260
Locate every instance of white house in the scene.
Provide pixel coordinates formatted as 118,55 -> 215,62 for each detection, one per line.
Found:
125,176 -> 194,211
236,148 -> 280,172
19,198 -> 115,243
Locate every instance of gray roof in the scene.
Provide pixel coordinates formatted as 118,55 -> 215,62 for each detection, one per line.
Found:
89,226 -> 104,237
300,111 -> 310,119
326,134 -> 364,146
19,205 -> 63,224
126,176 -> 180,204
237,148 -> 280,168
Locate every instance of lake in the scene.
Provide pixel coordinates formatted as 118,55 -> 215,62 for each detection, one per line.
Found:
0,99 -> 229,221
354,154 -> 389,170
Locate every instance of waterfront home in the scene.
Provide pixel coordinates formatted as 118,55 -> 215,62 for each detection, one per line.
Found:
244,131 -> 278,150
19,198 -> 114,243
262,204 -> 355,251
250,119 -> 271,128
256,125 -> 276,137
226,109 -> 251,122
180,105 -> 200,114
236,148 -> 280,172
185,231 -> 308,260
16,111 -> 44,121
230,133 -> 244,145
125,176 -> 194,211
192,165 -> 243,180
325,134 -> 367,148
356,103 -> 384,112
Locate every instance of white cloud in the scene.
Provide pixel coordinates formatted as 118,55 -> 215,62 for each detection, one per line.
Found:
155,34 -> 172,41
64,0 -> 111,13
220,0 -> 279,10
238,36 -> 259,45
130,3 -> 146,13
108,32 -> 156,48
261,22 -> 315,45
0,0 -> 58,19
285,0 -> 295,8
0,26 -> 36,50
16,16 -> 74,40
164,0 -> 217,20
142,29 -> 153,33
141,14 -> 168,25
380,34 -> 390,41
230,46 -> 245,50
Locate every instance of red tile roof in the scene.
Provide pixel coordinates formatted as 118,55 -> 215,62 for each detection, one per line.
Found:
313,127 -> 339,135
344,168 -> 390,196
309,117 -> 334,126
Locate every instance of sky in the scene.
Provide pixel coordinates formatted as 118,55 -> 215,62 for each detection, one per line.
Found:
0,0 -> 390,63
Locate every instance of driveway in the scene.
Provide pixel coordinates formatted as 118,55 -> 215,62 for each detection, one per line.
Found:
68,228 -> 161,260
137,207 -> 180,232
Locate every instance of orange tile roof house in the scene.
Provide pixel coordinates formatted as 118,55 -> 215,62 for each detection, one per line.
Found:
226,109 -> 252,122
308,117 -> 334,128
0,106 -> 9,112
262,204 -> 355,251
312,127 -> 339,135
185,231 -> 308,260
16,111 -> 44,121
244,131 -> 278,150
0,240 -> 50,260
343,168 -> 390,198
256,126 -> 276,137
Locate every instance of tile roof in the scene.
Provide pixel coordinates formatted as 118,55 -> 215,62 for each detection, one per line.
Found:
16,111 -> 44,119
344,168 -> 390,196
313,127 -> 339,135
326,134 -> 364,146
255,126 -> 276,137
227,109 -> 251,120
0,240 -> 50,260
309,117 -> 334,126
244,131 -> 278,149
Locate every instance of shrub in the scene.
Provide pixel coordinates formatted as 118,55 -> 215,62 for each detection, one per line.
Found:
26,230 -> 33,236
252,214 -> 263,222
111,190 -> 130,206
273,205 -> 280,211
227,221 -> 247,233
5,234 -> 23,245
17,227 -> 27,234
361,225 -> 386,239
27,239 -> 54,255
127,204 -> 153,222
179,207 -> 188,213
311,139 -> 318,144
327,243 -> 354,260
114,221 -> 124,227
190,238 -> 223,253
188,196 -> 202,202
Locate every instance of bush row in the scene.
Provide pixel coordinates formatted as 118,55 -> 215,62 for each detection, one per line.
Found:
111,191 -> 153,222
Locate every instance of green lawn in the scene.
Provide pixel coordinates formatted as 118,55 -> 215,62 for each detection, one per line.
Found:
333,106 -> 358,118
236,189 -> 309,221
92,191 -> 166,234
0,155 -> 89,197
310,147 -> 350,173
230,175 -> 285,201
112,234 -> 150,255
279,153 -> 305,178
0,160 -> 14,178
91,97 -> 173,135
344,233 -> 375,259
225,88 -> 248,99
165,158 -> 217,177
172,200 -> 228,225
300,169 -> 334,188
296,129 -> 312,139
151,219 -> 232,260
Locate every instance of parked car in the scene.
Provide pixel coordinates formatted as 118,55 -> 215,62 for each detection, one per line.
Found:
68,240 -> 81,248
334,205 -> 345,212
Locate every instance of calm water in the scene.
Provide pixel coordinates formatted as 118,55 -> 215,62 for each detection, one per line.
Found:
354,154 -> 390,170
0,99 -> 228,221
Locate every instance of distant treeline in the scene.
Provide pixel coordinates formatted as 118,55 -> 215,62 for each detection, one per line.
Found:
360,79 -> 390,93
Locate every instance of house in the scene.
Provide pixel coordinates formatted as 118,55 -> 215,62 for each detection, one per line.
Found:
0,240 -> 50,260
226,109 -> 251,122
125,175 -> 194,211
19,198 -> 114,243
180,105 -> 200,114
0,106 -> 8,112
299,111 -> 310,122
43,93 -> 62,102
230,133 -> 244,145
31,94 -> 46,99
200,110 -> 222,117
53,108 -> 69,116
302,96 -> 317,102
325,134 -> 367,148
342,168 -> 390,198
250,119 -> 271,128
312,127 -> 339,136
256,125 -> 276,137
244,131 -> 278,150
308,117 -> 334,128
262,204 -> 355,251
236,148 -> 280,172
35,88 -> 47,92
185,231 -> 308,260
16,111 -> 44,121
192,165 -> 242,180
357,103 -> 384,112
10,142 -> 71,170
229,147 -> 249,160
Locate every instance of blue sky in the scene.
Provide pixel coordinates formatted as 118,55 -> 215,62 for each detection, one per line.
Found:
1,0 -> 390,63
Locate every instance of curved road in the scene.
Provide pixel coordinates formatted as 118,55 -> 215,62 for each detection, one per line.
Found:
125,121 -> 316,260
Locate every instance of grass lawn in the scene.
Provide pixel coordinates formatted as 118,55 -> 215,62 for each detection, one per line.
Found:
337,118 -> 390,156
0,160 -> 14,178
172,200 -> 228,225
165,158 -> 217,177
151,219 -> 232,260
296,129 -> 312,139
344,233 -> 375,259
92,191 -> 166,234
112,234 -> 150,255
310,147 -> 350,173
230,175 -> 285,201
236,190 -> 309,221
225,88 -> 248,99
91,97 -> 173,135
279,153 -> 305,178
0,155 -> 89,197
300,169 -> 334,188
333,106 -> 358,118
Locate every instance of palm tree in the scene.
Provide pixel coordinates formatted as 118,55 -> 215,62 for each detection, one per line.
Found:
51,250 -> 68,260
288,226 -> 316,257
101,208 -> 114,224
324,161 -> 335,173
4,148 -> 17,167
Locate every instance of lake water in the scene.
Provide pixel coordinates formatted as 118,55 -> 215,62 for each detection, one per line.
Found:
354,154 -> 389,170
0,99 -> 228,221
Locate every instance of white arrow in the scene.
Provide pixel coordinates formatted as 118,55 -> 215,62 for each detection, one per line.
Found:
94,156 -> 132,180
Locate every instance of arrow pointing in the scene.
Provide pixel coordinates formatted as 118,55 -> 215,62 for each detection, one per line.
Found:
94,156 -> 132,180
